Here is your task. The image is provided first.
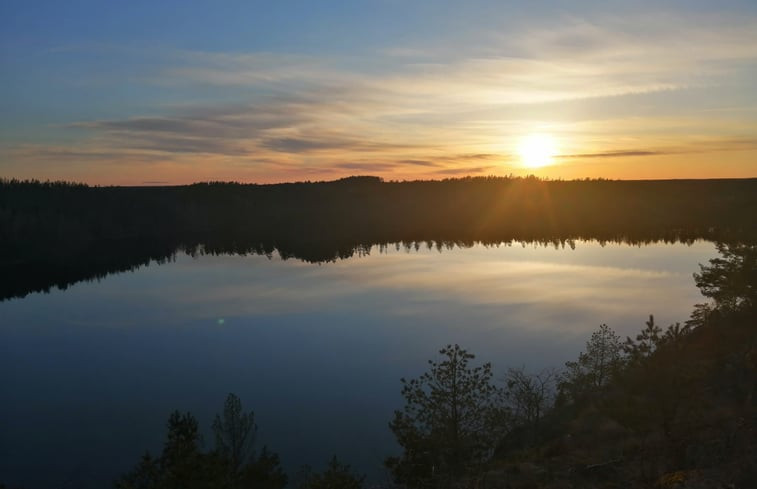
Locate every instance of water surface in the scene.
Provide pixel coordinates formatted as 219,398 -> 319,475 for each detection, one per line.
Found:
0,240 -> 716,488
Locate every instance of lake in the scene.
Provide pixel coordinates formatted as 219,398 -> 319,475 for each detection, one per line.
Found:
0,239 -> 717,488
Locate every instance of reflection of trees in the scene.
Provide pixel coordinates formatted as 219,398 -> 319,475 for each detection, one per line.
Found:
3,176 -> 757,301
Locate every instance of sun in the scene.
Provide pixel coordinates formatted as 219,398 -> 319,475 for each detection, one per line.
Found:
517,133 -> 558,169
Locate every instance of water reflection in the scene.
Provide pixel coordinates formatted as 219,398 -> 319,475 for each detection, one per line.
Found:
0,240 -> 717,488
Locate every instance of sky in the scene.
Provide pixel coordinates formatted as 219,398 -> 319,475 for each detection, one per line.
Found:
1,0 -> 756,185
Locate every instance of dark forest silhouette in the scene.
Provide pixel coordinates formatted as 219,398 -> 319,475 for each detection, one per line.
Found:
2,176 -> 757,301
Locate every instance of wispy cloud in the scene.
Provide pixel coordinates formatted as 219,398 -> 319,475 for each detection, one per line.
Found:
333,162 -> 402,172
435,165 -> 495,175
396,159 -> 443,167
559,137 -> 757,160
150,13 -> 757,106
560,150 -> 664,159
6,10 -> 757,182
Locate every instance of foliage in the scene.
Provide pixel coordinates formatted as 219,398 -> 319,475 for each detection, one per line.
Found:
213,393 -> 258,473
239,447 -> 288,489
624,315 -> 692,364
503,367 -> 558,445
612,316 -> 700,467
115,452 -> 161,489
115,410 -> 218,489
547,244 -> 757,483
623,315 -> 663,362
694,242 -> 757,312
115,395 -> 286,489
560,324 -> 625,403
296,456 -> 365,489
386,344 -> 507,487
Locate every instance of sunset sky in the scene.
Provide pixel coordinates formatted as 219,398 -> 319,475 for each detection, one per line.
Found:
2,0 -> 756,185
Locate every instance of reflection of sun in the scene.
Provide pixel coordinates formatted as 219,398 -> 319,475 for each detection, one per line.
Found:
518,133 -> 557,169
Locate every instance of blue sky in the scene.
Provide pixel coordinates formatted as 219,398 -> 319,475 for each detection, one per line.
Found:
2,0 -> 757,184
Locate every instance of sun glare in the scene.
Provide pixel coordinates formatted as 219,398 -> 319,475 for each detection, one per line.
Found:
518,133 -> 557,169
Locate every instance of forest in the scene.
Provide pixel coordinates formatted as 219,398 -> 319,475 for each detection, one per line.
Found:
2,176 -> 757,301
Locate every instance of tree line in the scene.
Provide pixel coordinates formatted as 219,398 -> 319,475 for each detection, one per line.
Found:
112,393 -> 364,489
3,176 -> 757,301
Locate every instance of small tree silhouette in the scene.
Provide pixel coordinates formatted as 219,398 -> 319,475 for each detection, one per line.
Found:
297,456 -> 364,489
560,324 -> 625,404
386,344 -> 507,487
213,393 -> 257,473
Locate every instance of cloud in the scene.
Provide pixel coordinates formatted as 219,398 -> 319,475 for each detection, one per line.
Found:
435,166 -> 495,175
150,14 -> 757,109
0,144 -> 175,164
67,101 -> 317,158
334,162 -> 400,172
11,10 -> 756,183
72,102 -> 311,140
262,137 -> 326,153
559,138 -> 757,160
438,153 -> 500,162
332,153 -> 504,173
261,137 -> 353,153
111,134 -> 251,156
397,159 -> 441,167
69,11 -> 757,140
560,150 -> 664,159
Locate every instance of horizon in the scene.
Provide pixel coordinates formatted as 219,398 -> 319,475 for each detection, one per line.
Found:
5,174 -> 757,189
2,1 -> 757,185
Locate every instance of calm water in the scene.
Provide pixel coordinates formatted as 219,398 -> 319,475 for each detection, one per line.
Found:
0,240 -> 717,488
